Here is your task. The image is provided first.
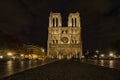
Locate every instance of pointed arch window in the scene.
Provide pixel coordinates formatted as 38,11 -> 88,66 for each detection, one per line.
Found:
72,18 -> 74,27
53,18 -> 55,27
56,40 -> 58,44
56,18 -> 58,27
75,18 -> 77,27
53,40 -> 55,44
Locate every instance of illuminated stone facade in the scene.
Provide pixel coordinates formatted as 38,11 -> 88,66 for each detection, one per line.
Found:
47,12 -> 82,59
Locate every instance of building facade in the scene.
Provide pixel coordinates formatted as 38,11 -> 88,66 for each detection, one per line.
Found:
47,12 -> 82,59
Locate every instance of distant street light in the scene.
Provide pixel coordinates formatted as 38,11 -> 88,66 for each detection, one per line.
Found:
96,50 -> 99,54
20,54 -> 24,57
41,48 -> 45,53
94,55 -> 97,58
100,54 -> 104,57
7,52 -> 13,56
109,53 -> 114,57
0,56 -> 3,59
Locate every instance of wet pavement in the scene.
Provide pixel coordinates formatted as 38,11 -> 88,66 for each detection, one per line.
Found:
83,59 -> 120,70
1,60 -> 120,80
0,59 -> 55,79
0,59 -> 120,79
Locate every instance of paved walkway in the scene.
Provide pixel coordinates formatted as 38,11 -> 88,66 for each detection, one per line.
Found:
1,60 -> 120,80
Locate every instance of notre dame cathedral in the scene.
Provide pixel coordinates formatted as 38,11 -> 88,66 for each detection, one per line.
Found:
47,12 -> 82,59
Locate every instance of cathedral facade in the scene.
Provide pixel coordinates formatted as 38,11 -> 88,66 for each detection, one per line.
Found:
47,12 -> 82,59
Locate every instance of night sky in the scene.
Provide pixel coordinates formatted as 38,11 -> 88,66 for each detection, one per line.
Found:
0,0 -> 120,51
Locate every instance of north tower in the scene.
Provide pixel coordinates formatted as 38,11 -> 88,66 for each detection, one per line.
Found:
47,12 -> 82,59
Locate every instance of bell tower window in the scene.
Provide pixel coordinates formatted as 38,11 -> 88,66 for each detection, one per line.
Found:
72,18 -> 74,27
53,18 -> 55,27
56,18 -> 58,27
75,18 -> 76,27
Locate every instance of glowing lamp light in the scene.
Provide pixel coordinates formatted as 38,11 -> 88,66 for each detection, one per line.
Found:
109,53 -> 113,57
0,56 -> 3,59
41,48 -> 45,53
100,54 -> 104,57
96,50 -> 99,54
94,55 -> 97,58
42,49 -> 44,53
20,54 -> 24,57
7,52 -> 13,56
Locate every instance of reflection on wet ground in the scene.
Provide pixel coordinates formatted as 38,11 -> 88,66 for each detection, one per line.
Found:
0,59 -> 120,79
84,60 -> 120,70
0,60 -> 43,78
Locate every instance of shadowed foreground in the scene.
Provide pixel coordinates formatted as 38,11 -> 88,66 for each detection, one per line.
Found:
1,60 -> 120,80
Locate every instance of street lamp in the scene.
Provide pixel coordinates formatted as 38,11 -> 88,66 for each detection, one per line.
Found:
20,54 -> 24,57
100,54 -> 104,57
7,52 -> 13,56
41,48 -> 45,53
94,55 -> 97,58
7,52 -> 13,60
0,56 -> 3,59
96,50 -> 99,54
109,53 -> 113,57
108,52 -> 115,60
